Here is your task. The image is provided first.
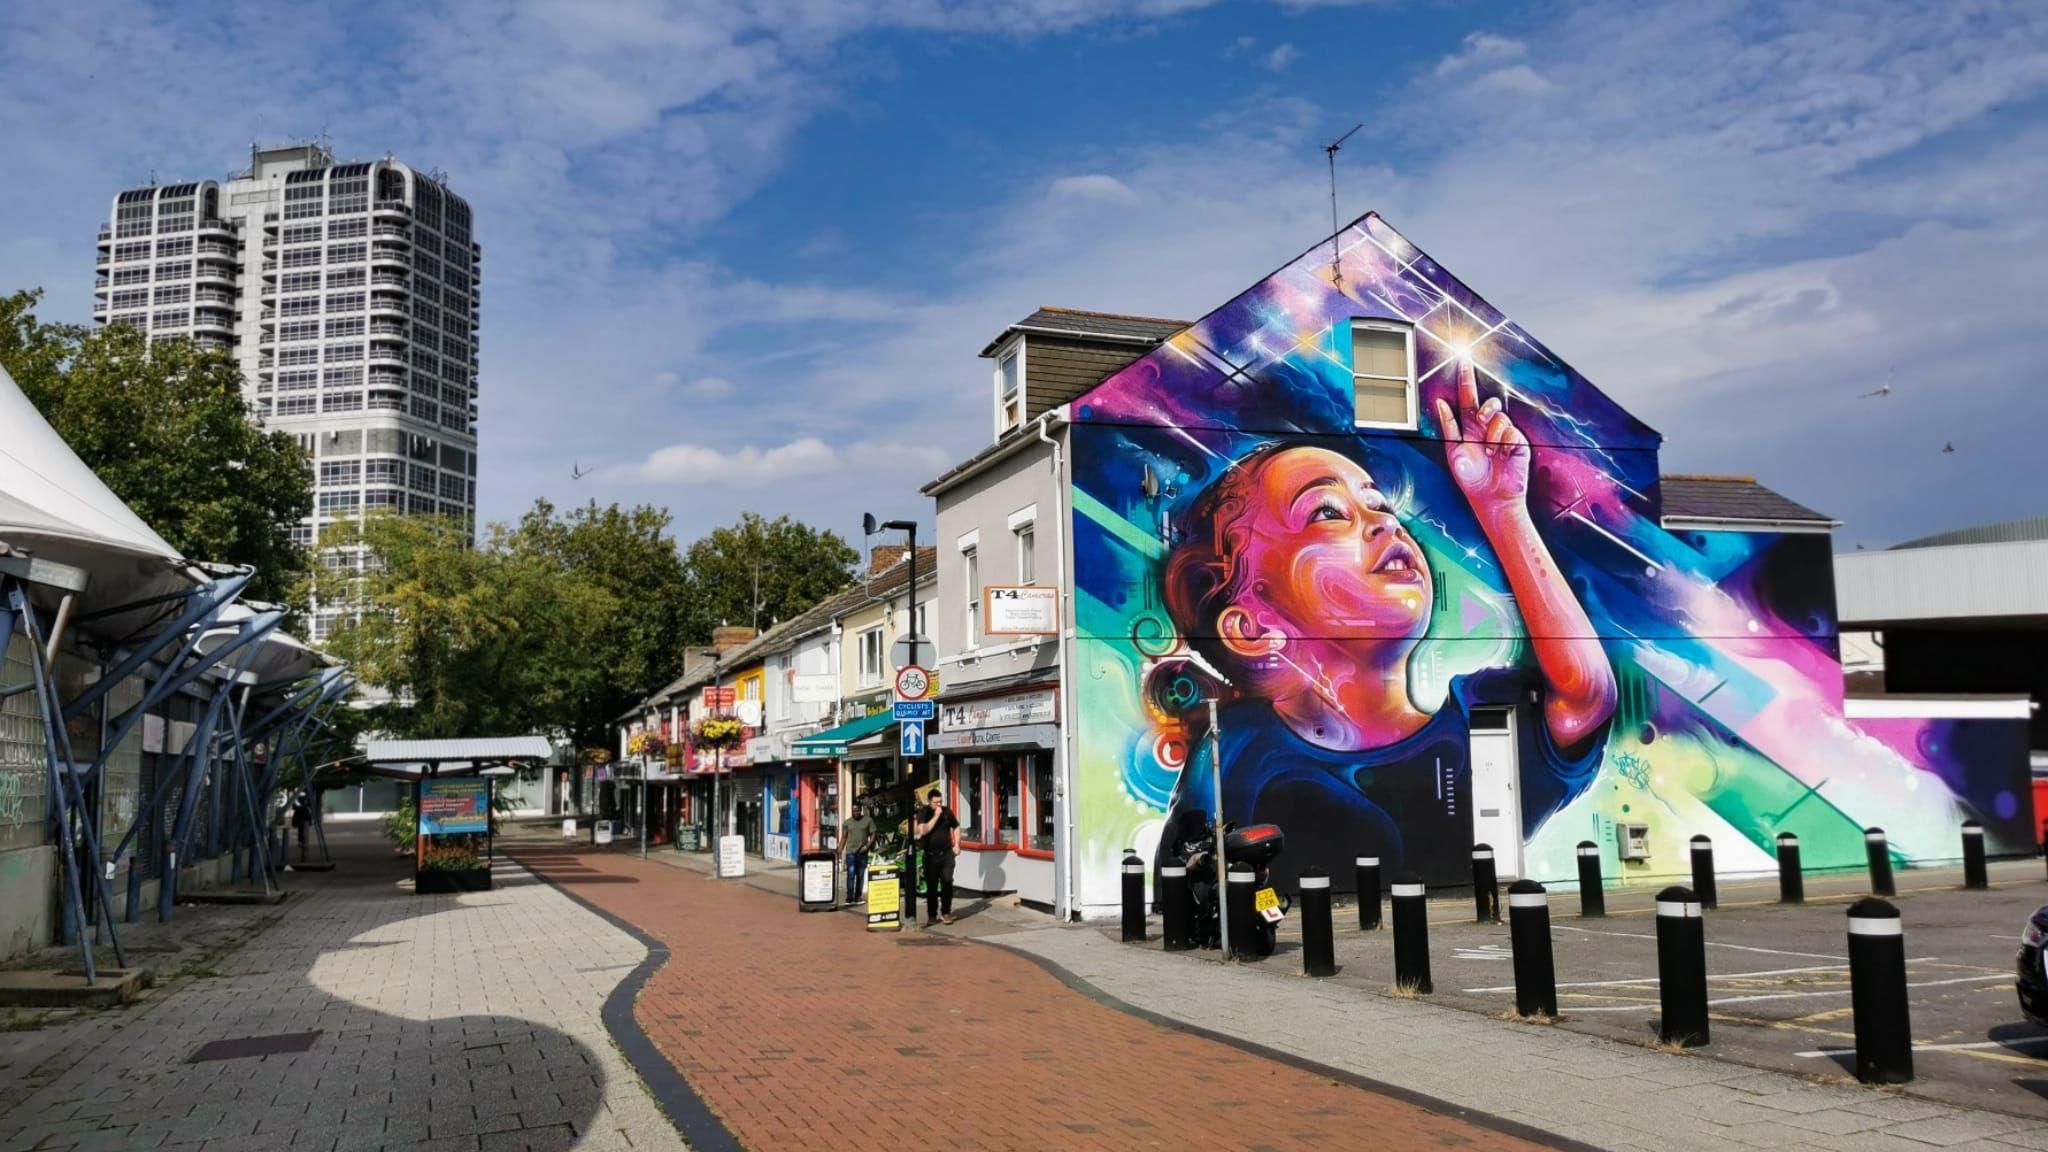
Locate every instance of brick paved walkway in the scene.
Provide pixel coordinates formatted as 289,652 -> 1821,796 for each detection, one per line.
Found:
509,843 -> 1562,1152
0,826 -> 685,1152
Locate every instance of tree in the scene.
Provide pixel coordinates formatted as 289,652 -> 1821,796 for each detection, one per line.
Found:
678,512 -> 859,642
322,500 -> 693,752
0,290 -> 312,603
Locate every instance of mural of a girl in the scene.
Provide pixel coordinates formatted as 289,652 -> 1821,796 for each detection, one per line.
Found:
1158,360 -> 1618,883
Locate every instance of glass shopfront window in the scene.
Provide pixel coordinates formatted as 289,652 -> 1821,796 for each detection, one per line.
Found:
993,763 -> 1020,847
954,759 -> 987,844
1027,757 -> 1054,854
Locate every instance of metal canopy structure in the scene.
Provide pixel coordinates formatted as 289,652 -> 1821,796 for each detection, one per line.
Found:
1,362 -> 352,985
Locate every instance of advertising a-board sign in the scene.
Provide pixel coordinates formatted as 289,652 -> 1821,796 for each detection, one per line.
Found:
865,863 -> 902,931
799,852 -> 836,910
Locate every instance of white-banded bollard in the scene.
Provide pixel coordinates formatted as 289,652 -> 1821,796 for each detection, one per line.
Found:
1471,844 -> 1499,923
1865,827 -> 1896,897
1777,832 -> 1804,904
1689,835 -> 1717,910
1356,856 -> 1382,930
1160,858 -> 1193,951
1961,820 -> 1988,890
1121,852 -> 1147,942
1391,872 -> 1432,994
1507,879 -> 1556,1018
1226,867 -> 1259,962
1300,866 -> 1336,977
1847,897 -> 1913,1084
1576,840 -> 1605,918
1655,885 -> 1709,1047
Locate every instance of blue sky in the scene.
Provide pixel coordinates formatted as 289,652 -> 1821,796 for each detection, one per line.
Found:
4,0 -> 2045,551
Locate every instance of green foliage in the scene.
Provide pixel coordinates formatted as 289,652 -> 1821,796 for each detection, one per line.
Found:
322,499 -> 693,752
0,290 -> 313,604
678,511 -> 858,643
384,795 -> 418,852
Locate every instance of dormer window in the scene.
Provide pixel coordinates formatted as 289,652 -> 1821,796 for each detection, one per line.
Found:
1351,320 -> 1416,430
995,344 -> 1024,435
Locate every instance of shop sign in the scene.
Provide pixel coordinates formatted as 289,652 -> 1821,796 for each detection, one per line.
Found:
984,586 -> 1059,635
791,673 -> 838,703
766,833 -> 793,862
419,777 -> 489,835
940,687 -> 1056,732
700,685 -> 736,709
929,723 -> 1056,751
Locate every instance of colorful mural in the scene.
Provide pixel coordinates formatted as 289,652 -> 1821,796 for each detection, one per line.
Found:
1069,213 -> 2030,902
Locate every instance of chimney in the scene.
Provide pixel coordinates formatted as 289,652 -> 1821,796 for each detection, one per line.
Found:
869,544 -> 909,575
711,625 -> 757,654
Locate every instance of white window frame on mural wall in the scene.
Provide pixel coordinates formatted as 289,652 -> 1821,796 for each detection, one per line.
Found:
993,338 -> 1025,437
1350,319 -> 1417,431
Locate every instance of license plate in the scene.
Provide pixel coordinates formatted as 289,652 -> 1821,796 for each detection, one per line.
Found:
1254,887 -> 1280,913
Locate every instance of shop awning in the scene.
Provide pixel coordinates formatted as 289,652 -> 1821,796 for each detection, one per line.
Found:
790,711 -> 896,759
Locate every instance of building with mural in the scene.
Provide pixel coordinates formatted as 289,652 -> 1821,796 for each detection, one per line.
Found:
915,213 -> 2032,919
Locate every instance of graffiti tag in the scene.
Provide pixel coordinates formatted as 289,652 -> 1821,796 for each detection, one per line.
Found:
0,769 -> 29,825
1613,750 -> 1651,791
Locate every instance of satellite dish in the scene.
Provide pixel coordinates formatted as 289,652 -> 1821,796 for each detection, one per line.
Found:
862,512 -> 878,536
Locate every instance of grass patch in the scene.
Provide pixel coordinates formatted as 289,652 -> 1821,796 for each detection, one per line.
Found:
1,1009 -> 52,1032
1493,1009 -> 1560,1025
1388,978 -> 1428,999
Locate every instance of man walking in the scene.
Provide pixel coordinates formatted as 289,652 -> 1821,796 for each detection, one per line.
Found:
913,787 -> 960,926
840,799 -> 876,905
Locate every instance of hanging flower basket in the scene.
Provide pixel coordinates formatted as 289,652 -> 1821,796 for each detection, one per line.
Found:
627,730 -> 666,759
582,747 -> 613,766
692,715 -> 747,749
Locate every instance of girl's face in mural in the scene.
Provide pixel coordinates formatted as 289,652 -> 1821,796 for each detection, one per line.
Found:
1218,446 -> 1433,660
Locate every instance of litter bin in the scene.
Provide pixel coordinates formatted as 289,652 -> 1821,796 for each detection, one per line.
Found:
799,851 -> 837,912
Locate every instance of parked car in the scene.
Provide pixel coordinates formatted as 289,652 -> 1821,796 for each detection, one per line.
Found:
2020,903 -> 2048,1029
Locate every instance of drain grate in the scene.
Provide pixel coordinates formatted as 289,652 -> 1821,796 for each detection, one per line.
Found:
187,1031 -> 321,1063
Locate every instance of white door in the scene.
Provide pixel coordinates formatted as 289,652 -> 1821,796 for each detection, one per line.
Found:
1468,708 -> 1522,878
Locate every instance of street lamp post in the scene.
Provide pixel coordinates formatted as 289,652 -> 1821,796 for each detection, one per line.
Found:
864,513 -> 920,927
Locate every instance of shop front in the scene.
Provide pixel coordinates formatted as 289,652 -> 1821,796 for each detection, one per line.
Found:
934,683 -> 1059,908
791,710 -> 915,856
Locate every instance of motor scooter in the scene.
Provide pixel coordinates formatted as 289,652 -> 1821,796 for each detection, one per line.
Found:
1174,809 -> 1287,956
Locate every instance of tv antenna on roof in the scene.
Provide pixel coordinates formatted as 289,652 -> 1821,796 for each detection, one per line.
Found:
1325,123 -> 1363,287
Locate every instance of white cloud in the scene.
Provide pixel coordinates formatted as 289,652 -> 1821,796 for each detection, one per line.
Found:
1047,174 -> 1140,205
1470,65 -> 1555,95
1261,43 -> 1299,71
599,437 -> 946,486
1435,31 -> 1527,75
686,376 -> 736,398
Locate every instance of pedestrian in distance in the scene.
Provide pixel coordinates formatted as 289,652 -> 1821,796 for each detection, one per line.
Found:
289,792 -> 312,862
840,799 -> 876,905
913,786 -> 960,926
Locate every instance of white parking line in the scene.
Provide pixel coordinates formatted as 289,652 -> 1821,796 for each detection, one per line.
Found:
1562,974 -> 2010,1012
1462,963 -> 1850,995
1797,1034 -> 2048,1058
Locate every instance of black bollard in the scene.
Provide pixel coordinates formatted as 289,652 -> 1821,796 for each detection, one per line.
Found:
1865,827 -> 1896,897
1471,844 -> 1499,923
1300,866 -> 1336,977
1226,867 -> 1259,962
1776,832 -> 1804,904
1507,879 -> 1557,1018
1121,852 -> 1147,942
1689,835 -> 1717,910
1391,872 -> 1432,994
1847,897 -> 1913,1084
1575,840 -> 1606,918
1655,885 -> 1709,1047
1160,858 -> 1192,951
1961,821 -> 1988,890
1356,856 -> 1382,931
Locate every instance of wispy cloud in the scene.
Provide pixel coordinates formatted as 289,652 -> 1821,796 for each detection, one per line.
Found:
599,437 -> 947,485
1435,31 -> 1527,76
1048,174 -> 1140,205
1260,43 -> 1299,72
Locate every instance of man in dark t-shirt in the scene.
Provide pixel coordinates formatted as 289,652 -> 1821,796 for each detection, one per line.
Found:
913,788 -> 960,925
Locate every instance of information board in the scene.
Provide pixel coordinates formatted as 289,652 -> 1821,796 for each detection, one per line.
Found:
865,863 -> 902,932
419,777 -> 490,835
717,834 -> 746,878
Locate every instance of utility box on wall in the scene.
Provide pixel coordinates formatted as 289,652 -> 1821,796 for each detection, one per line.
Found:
1618,823 -> 1651,861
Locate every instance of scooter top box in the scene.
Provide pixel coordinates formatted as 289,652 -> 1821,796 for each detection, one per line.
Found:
1224,824 -> 1285,868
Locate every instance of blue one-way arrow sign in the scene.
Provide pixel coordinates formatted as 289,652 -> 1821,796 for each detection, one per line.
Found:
899,719 -> 926,757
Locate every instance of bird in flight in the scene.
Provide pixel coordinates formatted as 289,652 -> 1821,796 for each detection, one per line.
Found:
571,461 -> 591,479
1860,367 -> 1894,399
1941,442 -> 1956,454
